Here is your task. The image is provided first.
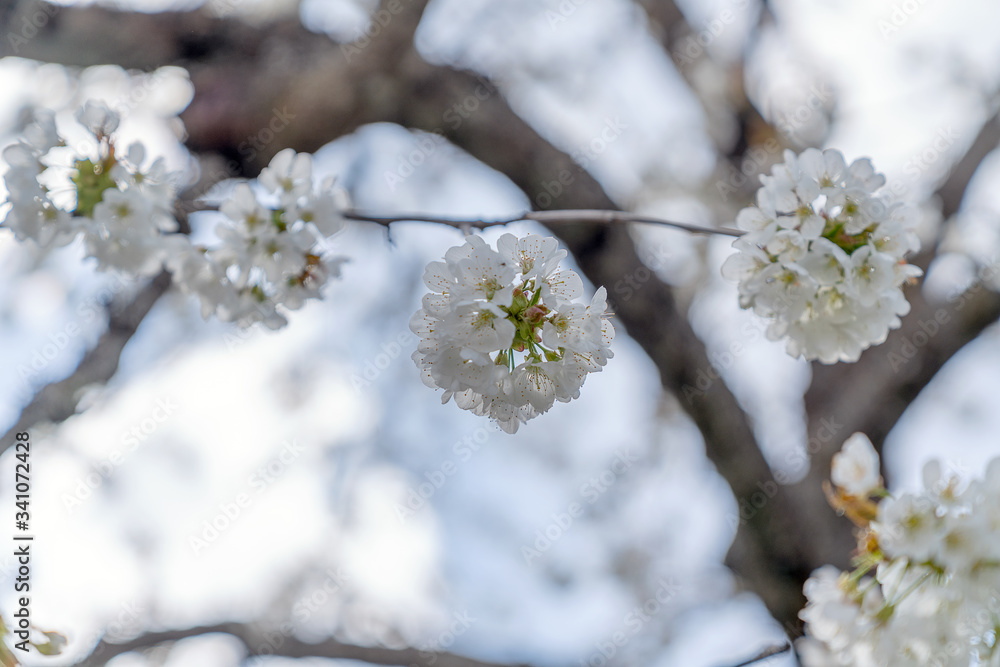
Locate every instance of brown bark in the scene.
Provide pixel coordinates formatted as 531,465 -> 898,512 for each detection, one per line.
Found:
71,621 -> 540,667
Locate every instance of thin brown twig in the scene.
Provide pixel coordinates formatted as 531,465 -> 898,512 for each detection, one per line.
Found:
722,643 -> 792,667
188,203 -> 745,237
342,209 -> 745,237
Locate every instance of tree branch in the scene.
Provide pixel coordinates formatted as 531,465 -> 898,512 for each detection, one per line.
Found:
344,209 -> 744,236
0,270 -> 172,457
187,205 -> 743,236
1,1 -> 323,69
72,622 -> 540,667
721,643 -> 791,667
936,111 -> 1000,220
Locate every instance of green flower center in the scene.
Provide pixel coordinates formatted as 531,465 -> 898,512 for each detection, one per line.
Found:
72,157 -> 118,218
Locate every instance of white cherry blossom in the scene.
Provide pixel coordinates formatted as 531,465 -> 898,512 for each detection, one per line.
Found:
1,104 -> 350,331
831,432 -> 881,497
410,233 -> 614,433
722,148 -> 921,363
800,436 -> 1000,667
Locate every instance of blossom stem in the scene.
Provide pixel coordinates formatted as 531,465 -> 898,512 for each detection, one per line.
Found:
889,569 -> 933,607
342,210 -> 745,237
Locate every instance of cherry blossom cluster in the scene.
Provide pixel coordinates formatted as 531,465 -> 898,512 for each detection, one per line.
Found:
722,149 -> 922,363
410,234 -> 614,433
1,102 -> 347,329
798,433 -> 1000,667
3,101 -> 186,273
169,149 -> 348,329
